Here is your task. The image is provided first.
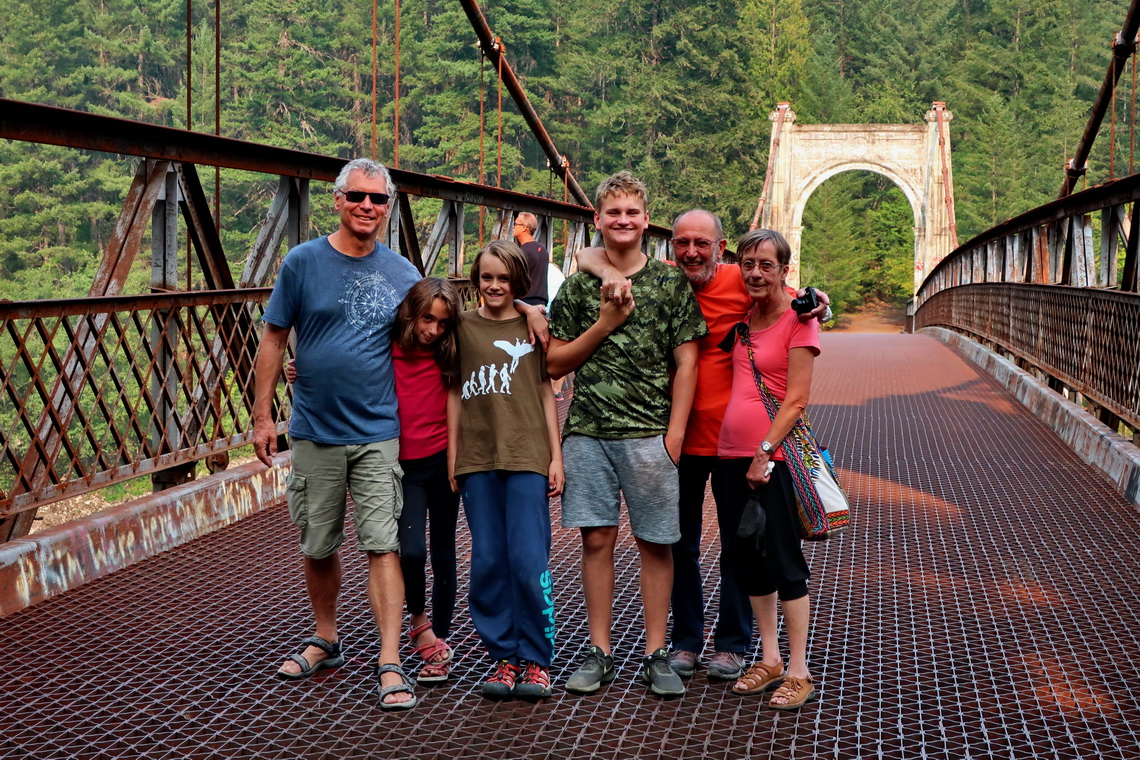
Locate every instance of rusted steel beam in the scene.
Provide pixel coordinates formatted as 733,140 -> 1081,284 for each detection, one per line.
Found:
0,289 -> 271,319
92,160 -> 170,297
177,163 -> 236,290
1059,0 -> 1140,198
241,177 -> 293,288
1123,207 -> 1140,291
448,203 -> 467,278
0,98 -> 612,224
398,195 -> 426,275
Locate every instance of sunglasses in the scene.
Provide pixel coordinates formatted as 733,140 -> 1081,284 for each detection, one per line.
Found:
342,190 -> 390,205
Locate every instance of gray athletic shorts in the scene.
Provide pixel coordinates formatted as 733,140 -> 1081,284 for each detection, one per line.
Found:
560,434 -> 680,544
287,438 -> 404,559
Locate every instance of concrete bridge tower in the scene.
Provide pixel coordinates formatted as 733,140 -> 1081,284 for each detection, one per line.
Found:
760,102 -> 958,291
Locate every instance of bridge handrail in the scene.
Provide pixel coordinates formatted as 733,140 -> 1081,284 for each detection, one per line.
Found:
916,172 -> 1140,307
0,97 -> 672,237
0,279 -> 480,520
914,283 -> 1140,432
0,289 -> 270,518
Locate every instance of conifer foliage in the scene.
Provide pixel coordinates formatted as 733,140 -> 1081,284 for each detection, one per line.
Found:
0,0 -> 1126,307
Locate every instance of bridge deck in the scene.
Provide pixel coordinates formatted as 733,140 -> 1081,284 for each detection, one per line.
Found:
3,333 -> 1140,760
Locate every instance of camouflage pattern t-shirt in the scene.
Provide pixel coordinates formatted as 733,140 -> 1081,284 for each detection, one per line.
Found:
549,256 -> 708,439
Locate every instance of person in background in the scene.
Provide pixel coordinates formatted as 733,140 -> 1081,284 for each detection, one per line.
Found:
513,212 -> 550,307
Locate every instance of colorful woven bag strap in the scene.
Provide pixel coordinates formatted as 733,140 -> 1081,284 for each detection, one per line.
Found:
733,323 -> 827,524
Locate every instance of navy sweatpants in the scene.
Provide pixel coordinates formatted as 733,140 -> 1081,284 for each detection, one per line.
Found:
461,470 -> 555,668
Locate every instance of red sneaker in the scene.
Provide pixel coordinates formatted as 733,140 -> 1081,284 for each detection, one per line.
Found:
481,660 -> 520,700
514,661 -> 552,700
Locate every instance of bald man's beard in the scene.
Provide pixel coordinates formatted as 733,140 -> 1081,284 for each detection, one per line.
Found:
683,255 -> 718,290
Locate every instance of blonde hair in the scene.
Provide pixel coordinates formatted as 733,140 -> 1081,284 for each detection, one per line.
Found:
394,277 -> 460,370
594,170 -> 648,210
470,239 -> 532,298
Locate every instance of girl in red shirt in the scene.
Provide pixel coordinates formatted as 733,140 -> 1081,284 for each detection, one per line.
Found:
391,277 -> 463,683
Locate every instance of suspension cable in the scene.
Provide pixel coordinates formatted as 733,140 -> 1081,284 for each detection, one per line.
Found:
1132,38 -> 1137,174
394,0 -> 401,167
479,47 -> 486,248
186,0 -> 193,291
371,0 -> 378,160
1111,51 -> 1118,179
496,36 -> 503,188
214,0 -> 221,230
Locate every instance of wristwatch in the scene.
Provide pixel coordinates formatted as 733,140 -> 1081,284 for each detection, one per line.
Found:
760,441 -> 774,455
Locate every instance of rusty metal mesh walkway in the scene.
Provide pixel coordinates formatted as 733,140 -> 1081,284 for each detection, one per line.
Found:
4,333 -> 1140,759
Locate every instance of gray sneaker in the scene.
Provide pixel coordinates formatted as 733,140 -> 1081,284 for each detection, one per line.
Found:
642,648 -> 686,697
668,649 -> 699,678
707,651 -> 745,681
565,645 -> 616,694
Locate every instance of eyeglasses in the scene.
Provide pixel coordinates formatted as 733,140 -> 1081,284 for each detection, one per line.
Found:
341,190 -> 390,205
741,260 -> 781,273
671,237 -> 719,251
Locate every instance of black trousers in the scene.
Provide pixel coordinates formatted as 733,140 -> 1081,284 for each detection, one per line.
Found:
716,458 -> 810,601
670,455 -> 754,654
397,449 -> 460,639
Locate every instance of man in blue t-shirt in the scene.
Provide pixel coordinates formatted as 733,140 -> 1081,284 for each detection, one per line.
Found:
253,158 -> 422,711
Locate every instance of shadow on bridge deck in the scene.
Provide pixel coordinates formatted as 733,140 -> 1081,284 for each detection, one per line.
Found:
3,333 -> 1140,760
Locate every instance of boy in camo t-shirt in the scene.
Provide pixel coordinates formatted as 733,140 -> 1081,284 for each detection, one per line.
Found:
547,171 -> 707,697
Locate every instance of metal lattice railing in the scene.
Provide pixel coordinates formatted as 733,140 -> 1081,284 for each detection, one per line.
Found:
915,283 -> 1140,431
0,99 -> 675,538
913,156 -> 1140,435
0,290 -> 282,518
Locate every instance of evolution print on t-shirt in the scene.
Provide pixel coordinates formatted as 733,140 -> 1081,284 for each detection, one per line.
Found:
461,338 -> 534,399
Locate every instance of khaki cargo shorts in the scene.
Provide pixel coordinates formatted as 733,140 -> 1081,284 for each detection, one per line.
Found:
286,438 -> 404,558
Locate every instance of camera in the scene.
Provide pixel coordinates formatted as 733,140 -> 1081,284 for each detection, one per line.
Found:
791,286 -> 819,315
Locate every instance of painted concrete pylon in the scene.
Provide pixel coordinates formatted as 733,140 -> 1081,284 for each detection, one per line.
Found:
760,103 -> 957,292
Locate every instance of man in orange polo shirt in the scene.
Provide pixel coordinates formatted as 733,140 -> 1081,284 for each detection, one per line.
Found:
577,209 -> 830,680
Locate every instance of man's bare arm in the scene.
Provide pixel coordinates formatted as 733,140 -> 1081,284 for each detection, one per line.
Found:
576,247 -> 632,304
664,341 -> 698,464
252,323 -> 290,466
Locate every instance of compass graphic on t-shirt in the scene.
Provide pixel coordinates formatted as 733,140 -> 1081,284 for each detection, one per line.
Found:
339,272 -> 401,334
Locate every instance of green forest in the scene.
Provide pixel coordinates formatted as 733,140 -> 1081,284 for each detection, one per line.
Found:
0,0 -> 1131,311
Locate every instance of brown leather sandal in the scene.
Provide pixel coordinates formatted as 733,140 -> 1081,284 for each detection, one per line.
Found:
732,661 -> 785,695
768,675 -> 816,710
